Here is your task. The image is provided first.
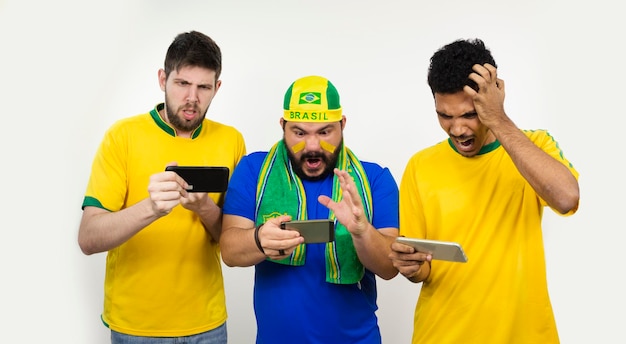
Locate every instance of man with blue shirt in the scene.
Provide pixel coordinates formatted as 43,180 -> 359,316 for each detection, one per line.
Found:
220,75 -> 399,343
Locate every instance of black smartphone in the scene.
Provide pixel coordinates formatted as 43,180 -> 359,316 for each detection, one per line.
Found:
280,219 -> 335,243
165,166 -> 229,192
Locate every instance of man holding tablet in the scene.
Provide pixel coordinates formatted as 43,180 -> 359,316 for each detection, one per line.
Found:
389,39 -> 580,343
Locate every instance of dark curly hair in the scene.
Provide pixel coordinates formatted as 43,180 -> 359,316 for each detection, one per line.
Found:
163,31 -> 222,81
427,38 -> 497,95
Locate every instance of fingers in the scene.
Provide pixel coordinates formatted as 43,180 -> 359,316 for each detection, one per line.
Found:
389,242 -> 432,263
466,63 -> 500,91
257,218 -> 304,259
318,168 -> 368,234
495,78 -> 504,90
147,171 -> 189,215
164,169 -> 190,191
181,191 -> 207,202
152,170 -> 189,193
179,191 -> 214,212
268,247 -> 290,260
334,169 -> 357,202
388,252 -> 423,278
334,168 -> 366,213
470,63 -> 496,80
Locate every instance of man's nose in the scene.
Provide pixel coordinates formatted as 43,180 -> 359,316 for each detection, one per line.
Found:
449,119 -> 466,137
304,135 -> 322,150
186,87 -> 199,103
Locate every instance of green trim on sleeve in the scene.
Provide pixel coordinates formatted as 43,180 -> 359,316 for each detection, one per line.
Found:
81,196 -> 111,211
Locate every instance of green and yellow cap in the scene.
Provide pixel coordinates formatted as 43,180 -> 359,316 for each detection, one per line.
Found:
283,75 -> 342,123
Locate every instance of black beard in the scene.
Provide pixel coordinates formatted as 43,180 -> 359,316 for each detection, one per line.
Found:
165,102 -> 206,133
286,141 -> 341,181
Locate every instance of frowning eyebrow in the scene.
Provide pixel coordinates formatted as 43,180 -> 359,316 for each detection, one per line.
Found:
292,124 -> 334,132
437,111 -> 477,119
172,78 -> 214,89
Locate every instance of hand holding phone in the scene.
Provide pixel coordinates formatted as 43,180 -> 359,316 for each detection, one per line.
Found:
280,220 -> 335,243
165,166 -> 229,192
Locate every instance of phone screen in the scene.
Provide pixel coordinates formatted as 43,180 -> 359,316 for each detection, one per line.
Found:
165,166 -> 229,192
280,220 -> 335,243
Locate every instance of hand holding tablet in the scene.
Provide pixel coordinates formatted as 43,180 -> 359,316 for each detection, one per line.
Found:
396,237 -> 468,263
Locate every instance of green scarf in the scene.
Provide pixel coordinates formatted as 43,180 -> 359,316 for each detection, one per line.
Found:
255,140 -> 373,284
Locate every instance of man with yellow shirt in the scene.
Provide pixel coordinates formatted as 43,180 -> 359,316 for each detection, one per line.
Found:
78,31 -> 246,343
389,38 -> 580,343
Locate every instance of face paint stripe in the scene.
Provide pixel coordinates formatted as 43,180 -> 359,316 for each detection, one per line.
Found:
320,140 -> 336,154
291,141 -> 305,153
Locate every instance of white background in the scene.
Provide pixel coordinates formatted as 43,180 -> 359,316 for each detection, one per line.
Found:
1,0 -> 623,343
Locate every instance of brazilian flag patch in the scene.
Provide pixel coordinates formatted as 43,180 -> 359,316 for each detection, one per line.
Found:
299,92 -> 321,104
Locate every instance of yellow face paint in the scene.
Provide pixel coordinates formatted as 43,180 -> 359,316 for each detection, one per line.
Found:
290,141 -> 306,154
320,140 -> 336,154
290,140 -> 336,154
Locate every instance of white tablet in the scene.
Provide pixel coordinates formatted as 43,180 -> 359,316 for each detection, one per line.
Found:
396,237 -> 468,263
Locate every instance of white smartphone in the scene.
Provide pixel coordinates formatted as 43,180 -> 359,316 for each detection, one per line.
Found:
396,237 -> 468,263
280,220 -> 335,243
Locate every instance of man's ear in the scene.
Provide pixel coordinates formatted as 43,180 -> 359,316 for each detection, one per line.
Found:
158,69 -> 167,91
214,79 -> 222,93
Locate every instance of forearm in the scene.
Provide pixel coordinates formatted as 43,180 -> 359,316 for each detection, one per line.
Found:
78,198 -> 160,255
195,200 -> 223,242
220,224 -> 267,267
352,226 -> 399,280
491,118 -> 579,213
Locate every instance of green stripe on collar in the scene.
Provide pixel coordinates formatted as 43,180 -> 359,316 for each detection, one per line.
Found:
447,138 -> 501,155
149,103 -> 203,138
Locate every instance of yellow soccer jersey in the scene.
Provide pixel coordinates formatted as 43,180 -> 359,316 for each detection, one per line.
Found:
82,104 -> 246,336
399,129 -> 578,344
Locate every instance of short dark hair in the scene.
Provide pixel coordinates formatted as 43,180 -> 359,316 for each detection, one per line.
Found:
163,31 -> 222,80
427,38 -> 497,94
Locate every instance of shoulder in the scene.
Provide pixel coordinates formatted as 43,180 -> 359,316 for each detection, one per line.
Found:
242,151 -> 269,162
203,119 -> 245,138
112,112 -> 150,126
522,128 -> 549,139
105,113 -> 151,136
234,151 -> 269,172
360,161 -> 397,188
360,161 -> 387,174
522,129 -> 558,147
408,140 -> 449,162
